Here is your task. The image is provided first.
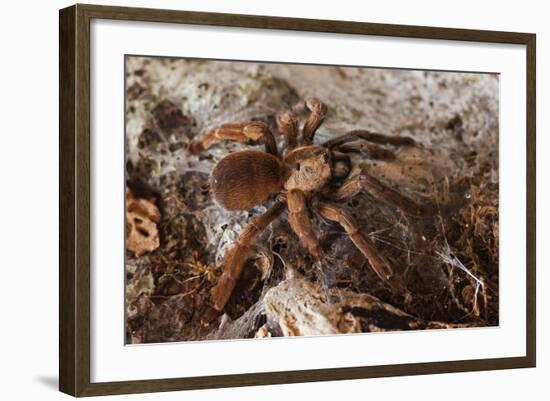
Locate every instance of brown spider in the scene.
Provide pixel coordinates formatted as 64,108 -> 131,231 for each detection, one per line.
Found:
189,98 -> 431,314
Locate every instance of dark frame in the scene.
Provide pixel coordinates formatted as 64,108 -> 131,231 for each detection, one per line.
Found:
59,3 -> 536,397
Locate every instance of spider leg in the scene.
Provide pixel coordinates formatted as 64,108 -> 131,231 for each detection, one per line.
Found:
302,98 -> 328,145
336,140 -> 397,161
287,189 -> 322,258
323,129 -> 416,149
330,150 -> 352,179
315,201 -> 407,293
329,165 -> 432,216
276,109 -> 299,150
188,121 -> 278,156
210,199 -> 286,311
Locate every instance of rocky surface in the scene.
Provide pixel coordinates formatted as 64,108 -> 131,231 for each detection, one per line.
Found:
124,56 -> 499,343
262,274 -> 463,337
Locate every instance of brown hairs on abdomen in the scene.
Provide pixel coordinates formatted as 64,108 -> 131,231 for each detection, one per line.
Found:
210,150 -> 283,211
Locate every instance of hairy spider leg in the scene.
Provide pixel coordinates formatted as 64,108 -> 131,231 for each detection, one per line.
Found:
302,98 -> 328,145
335,141 -> 397,161
189,121 -> 278,156
330,164 -> 432,216
276,109 -> 299,151
323,129 -> 416,148
315,201 -> 408,293
287,189 -> 322,258
210,199 -> 286,311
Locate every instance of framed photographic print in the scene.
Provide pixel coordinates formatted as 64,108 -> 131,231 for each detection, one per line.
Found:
59,4 -> 536,397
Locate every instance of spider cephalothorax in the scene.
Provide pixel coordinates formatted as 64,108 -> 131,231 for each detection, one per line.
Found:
189,98 -> 431,314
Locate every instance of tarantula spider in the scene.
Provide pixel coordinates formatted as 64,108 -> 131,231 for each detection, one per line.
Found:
189,98 -> 431,314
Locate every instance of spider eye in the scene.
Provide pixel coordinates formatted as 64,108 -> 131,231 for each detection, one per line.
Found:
295,163 -> 301,171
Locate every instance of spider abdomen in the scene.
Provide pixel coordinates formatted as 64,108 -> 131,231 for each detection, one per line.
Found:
210,150 -> 283,211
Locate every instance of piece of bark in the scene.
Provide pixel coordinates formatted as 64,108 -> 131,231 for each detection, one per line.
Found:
125,187 -> 161,256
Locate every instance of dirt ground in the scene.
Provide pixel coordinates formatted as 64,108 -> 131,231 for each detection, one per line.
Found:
124,56 -> 499,343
